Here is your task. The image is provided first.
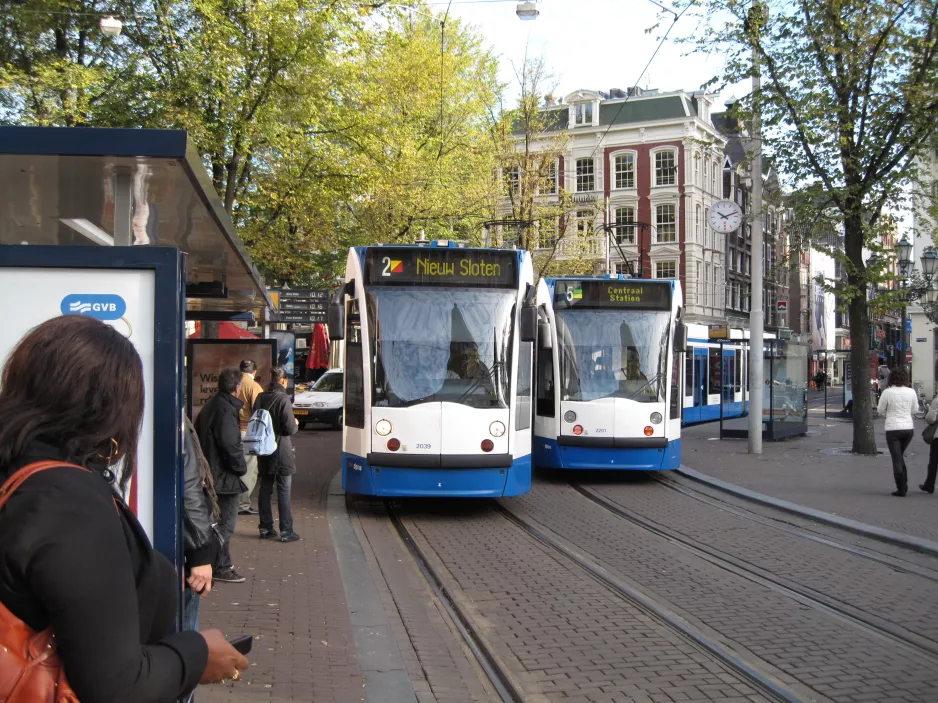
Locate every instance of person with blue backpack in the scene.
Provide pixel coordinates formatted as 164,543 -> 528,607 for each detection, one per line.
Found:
252,367 -> 300,542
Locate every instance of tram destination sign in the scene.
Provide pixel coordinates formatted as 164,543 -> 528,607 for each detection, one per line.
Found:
272,288 -> 329,323
365,248 -> 517,288
554,279 -> 672,310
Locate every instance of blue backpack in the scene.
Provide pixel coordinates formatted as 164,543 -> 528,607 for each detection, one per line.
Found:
243,408 -> 277,456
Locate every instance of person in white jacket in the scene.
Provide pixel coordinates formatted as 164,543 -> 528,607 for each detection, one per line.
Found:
877,367 -> 918,496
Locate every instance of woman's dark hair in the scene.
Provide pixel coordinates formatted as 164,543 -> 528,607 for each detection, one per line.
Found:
0,316 -> 144,488
218,368 -> 243,395
240,359 -> 257,373
268,367 -> 287,391
888,367 -> 909,387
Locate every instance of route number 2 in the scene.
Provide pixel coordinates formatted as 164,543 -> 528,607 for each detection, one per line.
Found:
382,256 -> 391,276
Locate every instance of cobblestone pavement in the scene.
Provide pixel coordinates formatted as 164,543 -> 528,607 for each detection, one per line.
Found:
580,474 -> 938,646
399,499 -> 773,703
196,429 -> 364,703
682,389 -> 938,541
509,479 -> 938,702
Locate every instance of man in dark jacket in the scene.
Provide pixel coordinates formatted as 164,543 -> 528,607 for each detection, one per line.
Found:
194,368 -> 248,584
255,367 -> 301,542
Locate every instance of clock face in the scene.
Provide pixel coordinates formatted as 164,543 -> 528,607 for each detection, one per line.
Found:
708,200 -> 743,233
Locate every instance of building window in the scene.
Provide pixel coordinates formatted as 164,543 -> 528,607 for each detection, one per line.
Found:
655,150 -> 677,186
575,102 -> 593,126
656,261 -> 676,279
575,210 -> 594,237
703,158 -> 708,187
614,262 -> 631,275
539,217 -> 558,249
546,160 -> 557,194
576,158 -> 594,192
694,153 -> 700,185
712,162 -> 718,196
704,264 -> 710,305
656,204 -> 676,243
714,266 -> 722,307
695,204 -> 701,241
614,153 -> 635,189
696,262 -> 702,302
614,206 -> 635,244
506,165 -> 520,195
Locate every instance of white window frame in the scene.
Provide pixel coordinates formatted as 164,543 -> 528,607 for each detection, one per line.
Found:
575,157 -> 595,193
695,204 -> 701,242
574,102 -> 594,127
655,260 -> 677,279
506,165 -> 520,195
612,150 -> 636,190
696,262 -> 702,303
613,205 -> 636,244
655,203 -> 677,243
539,217 -> 559,249
652,148 -> 678,187
575,209 -> 595,238
704,264 -> 710,305
545,159 -> 558,195
694,153 -> 700,186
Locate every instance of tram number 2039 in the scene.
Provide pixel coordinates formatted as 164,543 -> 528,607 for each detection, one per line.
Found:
415,443 -> 432,449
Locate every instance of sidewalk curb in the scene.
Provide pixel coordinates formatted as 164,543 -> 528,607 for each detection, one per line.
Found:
327,473 -> 418,703
677,465 -> 938,558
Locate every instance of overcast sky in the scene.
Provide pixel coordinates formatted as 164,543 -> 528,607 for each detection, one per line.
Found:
436,0 -> 747,107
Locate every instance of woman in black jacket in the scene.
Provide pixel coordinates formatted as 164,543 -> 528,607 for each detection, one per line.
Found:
255,367 -> 300,542
0,315 -> 248,702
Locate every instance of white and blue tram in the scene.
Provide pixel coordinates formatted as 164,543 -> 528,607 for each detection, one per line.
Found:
682,325 -> 776,425
532,276 -> 687,471
328,242 -> 537,497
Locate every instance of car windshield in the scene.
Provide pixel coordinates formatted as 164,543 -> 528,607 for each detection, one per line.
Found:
313,373 -> 343,393
367,287 -> 515,408
555,309 -> 670,403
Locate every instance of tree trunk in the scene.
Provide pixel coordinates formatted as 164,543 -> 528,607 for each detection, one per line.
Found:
844,210 -> 878,454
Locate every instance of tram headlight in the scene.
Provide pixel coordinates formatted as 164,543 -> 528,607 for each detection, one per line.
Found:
563,410 -> 577,423
649,412 -> 663,425
489,421 -> 506,437
375,419 -> 392,436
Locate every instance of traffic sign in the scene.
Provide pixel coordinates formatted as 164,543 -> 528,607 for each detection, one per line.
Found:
777,299 -> 788,312
907,349 -> 914,362
906,319 -> 913,333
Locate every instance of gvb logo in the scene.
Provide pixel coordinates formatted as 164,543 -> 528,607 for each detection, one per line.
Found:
60,294 -> 127,321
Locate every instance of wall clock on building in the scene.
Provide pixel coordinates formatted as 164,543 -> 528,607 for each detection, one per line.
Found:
708,199 -> 743,233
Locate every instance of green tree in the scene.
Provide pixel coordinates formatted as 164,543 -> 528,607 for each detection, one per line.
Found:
683,0 -> 938,454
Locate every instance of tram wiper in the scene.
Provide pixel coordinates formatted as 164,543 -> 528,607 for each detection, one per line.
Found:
626,371 -> 663,400
455,360 -> 503,405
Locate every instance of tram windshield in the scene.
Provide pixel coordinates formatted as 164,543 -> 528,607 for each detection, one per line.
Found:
555,309 -> 670,403
367,287 -> 515,409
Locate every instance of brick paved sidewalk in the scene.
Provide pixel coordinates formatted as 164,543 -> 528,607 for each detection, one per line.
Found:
682,388 -> 938,541
195,430 -> 365,703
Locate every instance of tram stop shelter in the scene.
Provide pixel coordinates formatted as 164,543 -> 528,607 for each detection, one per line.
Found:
0,126 -> 274,577
0,126 -> 273,322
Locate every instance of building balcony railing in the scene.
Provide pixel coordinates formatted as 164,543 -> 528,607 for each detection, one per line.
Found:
539,234 -> 606,258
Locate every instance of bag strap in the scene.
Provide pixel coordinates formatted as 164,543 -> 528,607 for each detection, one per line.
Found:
0,460 -> 90,511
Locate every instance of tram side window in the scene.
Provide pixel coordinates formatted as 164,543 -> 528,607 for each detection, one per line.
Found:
345,300 -> 366,429
516,341 -> 533,430
734,351 -> 742,393
708,348 -> 722,397
685,352 -> 693,396
670,354 -> 681,419
536,348 -> 555,417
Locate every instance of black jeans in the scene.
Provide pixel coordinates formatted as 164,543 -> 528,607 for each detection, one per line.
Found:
259,472 -> 294,535
925,439 -> 938,492
885,429 -> 914,492
217,493 -> 240,571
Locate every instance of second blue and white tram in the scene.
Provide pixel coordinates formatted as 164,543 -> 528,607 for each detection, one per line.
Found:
328,242 -> 537,497
532,276 -> 686,471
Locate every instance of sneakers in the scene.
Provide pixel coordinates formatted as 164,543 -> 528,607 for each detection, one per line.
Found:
259,529 -> 279,540
280,531 -> 301,543
215,568 -> 246,583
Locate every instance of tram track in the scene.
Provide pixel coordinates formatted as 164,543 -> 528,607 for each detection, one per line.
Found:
652,473 -> 938,582
491,502 -> 805,703
572,482 -> 938,661
383,500 -> 525,703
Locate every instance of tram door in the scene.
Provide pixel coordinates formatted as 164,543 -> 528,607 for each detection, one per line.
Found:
693,348 -> 709,409
722,349 -> 736,404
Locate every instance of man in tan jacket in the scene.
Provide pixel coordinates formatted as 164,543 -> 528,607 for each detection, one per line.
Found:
238,359 -> 265,514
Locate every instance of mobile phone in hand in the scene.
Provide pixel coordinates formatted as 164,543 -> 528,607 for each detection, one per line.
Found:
230,635 -> 253,655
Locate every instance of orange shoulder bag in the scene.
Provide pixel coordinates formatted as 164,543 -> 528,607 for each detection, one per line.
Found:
0,461 -> 84,703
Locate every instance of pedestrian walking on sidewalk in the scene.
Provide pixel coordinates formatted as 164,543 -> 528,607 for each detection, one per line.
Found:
920,394 -> 938,494
878,367 -> 918,496
0,316 -> 248,701
196,368 -> 250,583
238,359 -> 264,516
255,367 -> 301,543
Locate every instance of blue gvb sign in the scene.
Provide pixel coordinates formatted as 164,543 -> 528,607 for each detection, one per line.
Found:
60,294 -> 127,321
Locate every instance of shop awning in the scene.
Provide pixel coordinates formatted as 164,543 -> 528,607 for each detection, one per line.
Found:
0,127 -> 273,319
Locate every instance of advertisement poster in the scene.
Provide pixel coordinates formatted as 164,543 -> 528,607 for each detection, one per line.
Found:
0,268 -> 157,537
270,331 -> 297,390
187,340 -> 277,420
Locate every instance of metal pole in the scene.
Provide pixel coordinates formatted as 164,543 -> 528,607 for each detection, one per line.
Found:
748,0 -> 765,453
